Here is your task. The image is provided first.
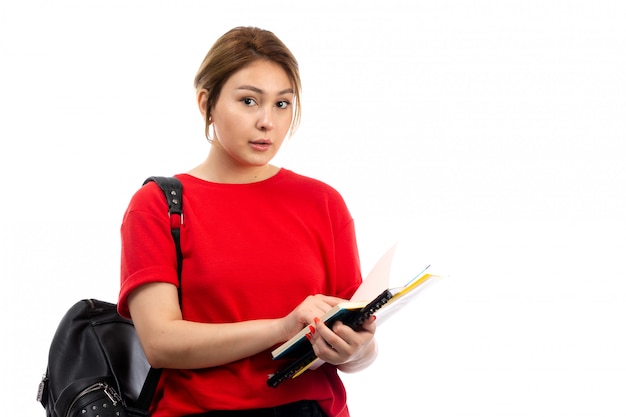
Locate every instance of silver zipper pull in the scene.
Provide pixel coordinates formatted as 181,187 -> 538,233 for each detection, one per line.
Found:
36,374 -> 47,402
103,384 -> 122,406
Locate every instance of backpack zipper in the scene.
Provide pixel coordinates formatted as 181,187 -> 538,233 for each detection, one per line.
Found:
36,373 -> 48,403
65,382 -> 122,417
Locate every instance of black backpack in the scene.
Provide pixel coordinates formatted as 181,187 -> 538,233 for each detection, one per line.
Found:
37,176 -> 183,417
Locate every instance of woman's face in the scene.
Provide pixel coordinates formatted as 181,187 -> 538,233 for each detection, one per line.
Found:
208,59 -> 294,170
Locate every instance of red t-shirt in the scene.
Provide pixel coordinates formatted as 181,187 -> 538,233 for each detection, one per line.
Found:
118,169 -> 362,417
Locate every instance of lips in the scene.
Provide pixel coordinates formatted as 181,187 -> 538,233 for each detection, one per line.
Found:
250,138 -> 271,144
249,139 -> 272,151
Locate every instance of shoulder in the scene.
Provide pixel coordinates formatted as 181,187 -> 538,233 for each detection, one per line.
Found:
279,169 -> 345,200
124,175 -> 183,219
278,169 -> 353,222
128,179 -> 164,207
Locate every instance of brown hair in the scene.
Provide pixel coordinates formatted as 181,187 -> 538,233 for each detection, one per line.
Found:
194,26 -> 302,139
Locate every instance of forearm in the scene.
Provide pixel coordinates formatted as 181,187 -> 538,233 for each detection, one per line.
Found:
129,283 -> 291,370
143,317 -> 286,369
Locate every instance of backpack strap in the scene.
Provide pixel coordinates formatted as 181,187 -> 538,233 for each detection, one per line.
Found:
135,176 -> 184,412
143,176 -> 184,291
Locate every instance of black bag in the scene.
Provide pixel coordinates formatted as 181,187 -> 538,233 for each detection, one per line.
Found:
37,176 -> 183,417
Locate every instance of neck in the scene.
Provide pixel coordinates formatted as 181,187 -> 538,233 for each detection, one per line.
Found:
188,154 -> 279,184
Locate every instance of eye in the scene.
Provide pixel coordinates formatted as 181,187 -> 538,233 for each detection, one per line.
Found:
241,97 -> 257,106
276,100 -> 291,109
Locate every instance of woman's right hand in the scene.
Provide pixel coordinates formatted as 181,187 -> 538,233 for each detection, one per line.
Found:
279,294 -> 347,341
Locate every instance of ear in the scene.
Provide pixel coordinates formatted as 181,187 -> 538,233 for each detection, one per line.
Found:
197,89 -> 210,121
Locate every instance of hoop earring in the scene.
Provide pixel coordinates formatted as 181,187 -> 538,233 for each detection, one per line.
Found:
205,115 -> 214,143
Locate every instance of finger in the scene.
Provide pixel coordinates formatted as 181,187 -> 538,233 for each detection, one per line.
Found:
312,318 -> 347,354
318,295 -> 350,307
359,315 -> 377,333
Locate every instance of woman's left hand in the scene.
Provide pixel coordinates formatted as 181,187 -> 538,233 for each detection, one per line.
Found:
307,315 -> 377,369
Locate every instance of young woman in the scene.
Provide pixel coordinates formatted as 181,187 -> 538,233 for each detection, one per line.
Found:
118,26 -> 377,417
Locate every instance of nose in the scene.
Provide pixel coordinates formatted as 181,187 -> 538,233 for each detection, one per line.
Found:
256,106 -> 274,131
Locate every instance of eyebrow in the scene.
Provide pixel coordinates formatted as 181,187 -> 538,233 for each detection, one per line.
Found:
236,85 -> 294,95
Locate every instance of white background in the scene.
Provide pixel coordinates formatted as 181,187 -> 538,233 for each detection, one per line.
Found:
1,1 -> 625,415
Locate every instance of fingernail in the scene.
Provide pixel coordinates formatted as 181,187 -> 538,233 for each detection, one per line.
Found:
309,325 -> 316,334
314,317 -> 321,324
305,333 -> 312,341
372,315 -> 377,321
